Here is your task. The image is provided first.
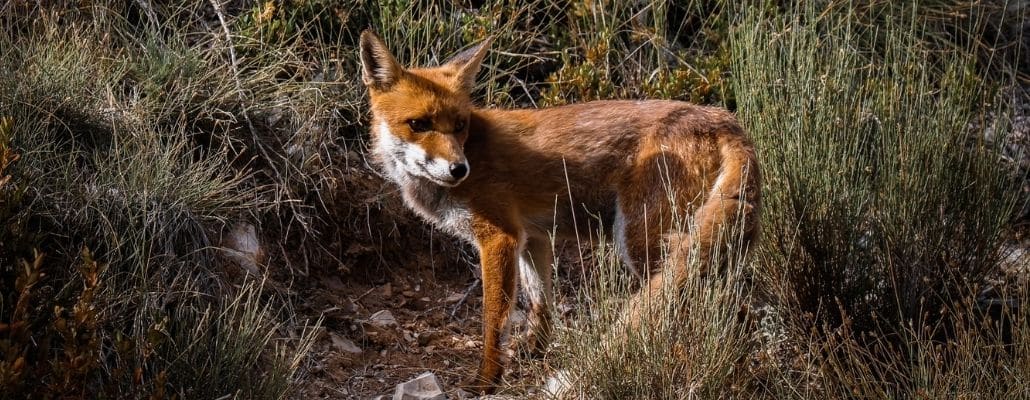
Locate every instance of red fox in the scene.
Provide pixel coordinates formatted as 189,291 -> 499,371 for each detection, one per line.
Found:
359,31 -> 760,394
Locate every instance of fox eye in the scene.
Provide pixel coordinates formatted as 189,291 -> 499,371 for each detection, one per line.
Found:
455,119 -> 466,132
407,118 -> 431,133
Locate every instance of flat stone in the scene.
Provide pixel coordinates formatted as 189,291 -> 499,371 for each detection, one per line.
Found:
220,222 -> 265,275
444,292 -> 464,303
330,332 -> 362,354
393,372 -> 446,400
370,310 -> 398,328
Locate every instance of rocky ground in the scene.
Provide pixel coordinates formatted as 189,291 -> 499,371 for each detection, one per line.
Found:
285,237 -> 590,399
295,260 -> 484,399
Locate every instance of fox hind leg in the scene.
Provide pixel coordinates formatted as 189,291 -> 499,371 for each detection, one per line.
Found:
517,237 -> 554,355
615,193 -> 679,331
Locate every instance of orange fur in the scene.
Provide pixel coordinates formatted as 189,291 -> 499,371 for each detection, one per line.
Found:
359,31 -> 761,394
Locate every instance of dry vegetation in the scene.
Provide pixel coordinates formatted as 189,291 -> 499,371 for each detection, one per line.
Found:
0,0 -> 1028,399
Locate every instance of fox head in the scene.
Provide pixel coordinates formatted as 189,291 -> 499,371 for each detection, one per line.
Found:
360,30 -> 492,187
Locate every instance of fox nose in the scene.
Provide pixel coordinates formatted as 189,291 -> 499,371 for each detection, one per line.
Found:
449,162 -> 468,180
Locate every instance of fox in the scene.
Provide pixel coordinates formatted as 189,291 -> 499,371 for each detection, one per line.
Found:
359,30 -> 760,394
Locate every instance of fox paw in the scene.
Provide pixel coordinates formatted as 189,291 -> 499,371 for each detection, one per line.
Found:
460,377 -> 496,396
510,330 -> 549,358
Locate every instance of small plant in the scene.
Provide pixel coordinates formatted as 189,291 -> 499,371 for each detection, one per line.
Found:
538,0 -> 734,107
0,251 -> 42,394
0,117 -> 16,191
49,247 -> 106,397
0,248 -> 111,398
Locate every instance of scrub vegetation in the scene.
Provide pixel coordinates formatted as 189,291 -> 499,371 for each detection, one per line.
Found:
0,1 -> 1026,398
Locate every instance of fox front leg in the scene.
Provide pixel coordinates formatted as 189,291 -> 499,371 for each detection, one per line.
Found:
466,219 -> 520,394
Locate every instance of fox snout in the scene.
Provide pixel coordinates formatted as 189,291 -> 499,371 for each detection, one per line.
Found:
412,130 -> 470,186
420,154 -> 470,187
449,161 -> 469,180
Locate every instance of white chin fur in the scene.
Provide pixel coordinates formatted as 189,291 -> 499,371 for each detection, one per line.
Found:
424,176 -> 460,187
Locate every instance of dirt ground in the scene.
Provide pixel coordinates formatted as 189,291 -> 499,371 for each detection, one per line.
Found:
288,237 -> 485,398
282,219 -> 587,399
287,236 -> 585,399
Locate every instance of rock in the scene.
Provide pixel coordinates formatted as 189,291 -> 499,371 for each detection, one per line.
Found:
220,223 -> 265,276
452,389 -> 474,399
1000,240 -> 1030,276
330,332 -> 362,354
393,372 -> 446,400
363,310 -> 402,346
444,292 -> 464,303
544,369 -> 574,399
370,310 -> 398,328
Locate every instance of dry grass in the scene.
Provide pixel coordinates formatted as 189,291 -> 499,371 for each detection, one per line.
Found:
0,0 -> 1026,398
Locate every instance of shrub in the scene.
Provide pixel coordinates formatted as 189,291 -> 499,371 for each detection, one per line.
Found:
540,0 -> 734,106
733,0 -> 1019,338
731,1 -> 1027,398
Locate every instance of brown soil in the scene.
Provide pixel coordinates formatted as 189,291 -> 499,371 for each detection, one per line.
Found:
285,228 -> 488,398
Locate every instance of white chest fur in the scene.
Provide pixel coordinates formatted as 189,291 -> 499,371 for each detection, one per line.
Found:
399,181 -> 475,243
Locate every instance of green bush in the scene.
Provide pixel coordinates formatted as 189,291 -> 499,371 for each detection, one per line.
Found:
730,2 -> 1028,398
540,0 -> 734,106
733,0 -> 1018,339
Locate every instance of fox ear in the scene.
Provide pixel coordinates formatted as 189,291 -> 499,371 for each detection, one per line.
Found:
445,37 -> 493,93
360,30 -> 402,90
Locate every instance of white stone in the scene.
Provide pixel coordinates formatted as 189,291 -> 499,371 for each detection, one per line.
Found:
221,222 -> 265,275
369,310 -> 398,328
329,332 -> 362,354
393,372 -> 446,400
